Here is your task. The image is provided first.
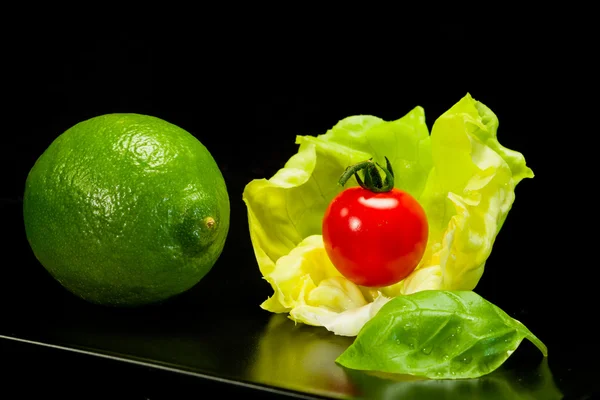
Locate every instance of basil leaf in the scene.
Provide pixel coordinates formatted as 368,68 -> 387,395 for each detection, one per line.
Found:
335,290 -> 547,379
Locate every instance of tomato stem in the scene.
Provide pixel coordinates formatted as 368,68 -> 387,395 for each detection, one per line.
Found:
338,157 -> 395,193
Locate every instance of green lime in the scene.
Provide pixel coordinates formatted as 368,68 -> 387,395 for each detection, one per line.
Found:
23,113 -> 230,306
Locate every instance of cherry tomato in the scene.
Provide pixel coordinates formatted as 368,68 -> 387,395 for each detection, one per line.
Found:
322,159 -> 428,288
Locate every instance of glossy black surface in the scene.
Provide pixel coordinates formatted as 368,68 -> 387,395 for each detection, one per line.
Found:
2,24 -> 597,399
0,193 -> 595,399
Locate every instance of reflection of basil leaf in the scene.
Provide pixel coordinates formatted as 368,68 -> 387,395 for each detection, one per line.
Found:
345,358 -> 562,400
336,291 -> 547,379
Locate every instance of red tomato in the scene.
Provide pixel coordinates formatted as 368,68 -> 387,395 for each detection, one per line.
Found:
322,186 -> 428,287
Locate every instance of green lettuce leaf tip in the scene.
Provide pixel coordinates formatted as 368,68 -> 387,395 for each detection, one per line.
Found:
242,93 -> 533,336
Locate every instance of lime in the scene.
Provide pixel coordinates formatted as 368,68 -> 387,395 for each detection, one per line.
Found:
23,113 -> 230,306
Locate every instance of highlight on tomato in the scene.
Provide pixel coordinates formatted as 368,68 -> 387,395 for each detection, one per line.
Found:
322,157 -> 429,288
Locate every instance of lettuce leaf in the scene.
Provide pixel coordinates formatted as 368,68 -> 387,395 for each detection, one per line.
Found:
242,94 -> 533,336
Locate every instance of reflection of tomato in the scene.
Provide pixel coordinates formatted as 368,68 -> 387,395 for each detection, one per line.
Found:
322,185 -> 428,288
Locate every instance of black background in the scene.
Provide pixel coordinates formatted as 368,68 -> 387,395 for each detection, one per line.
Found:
1,18 -> 595,399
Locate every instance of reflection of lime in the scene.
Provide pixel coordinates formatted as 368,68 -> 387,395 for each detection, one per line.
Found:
249,315 -> 356,397
23,114 -> 230,306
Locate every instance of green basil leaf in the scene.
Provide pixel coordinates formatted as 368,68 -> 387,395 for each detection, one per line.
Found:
336,290 -> 547,379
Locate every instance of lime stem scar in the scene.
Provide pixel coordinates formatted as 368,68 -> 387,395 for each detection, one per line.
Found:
205,217 -> 216,229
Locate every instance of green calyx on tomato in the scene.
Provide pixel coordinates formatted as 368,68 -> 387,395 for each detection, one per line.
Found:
322,156 -> 429,288
338,156 -> 395,193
